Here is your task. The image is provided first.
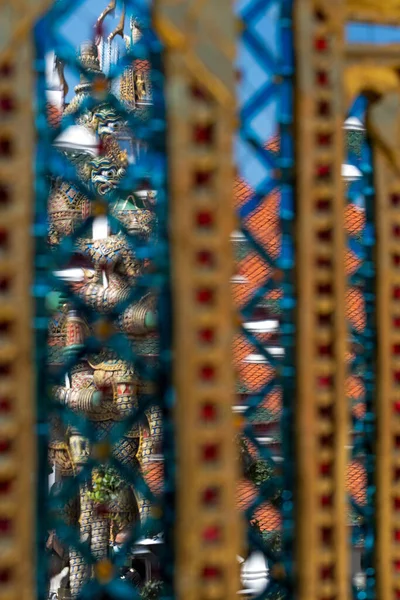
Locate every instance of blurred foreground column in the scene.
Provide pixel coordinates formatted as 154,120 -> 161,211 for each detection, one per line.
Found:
154,2 -> 241,600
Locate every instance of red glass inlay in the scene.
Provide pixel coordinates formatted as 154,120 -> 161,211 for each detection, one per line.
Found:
318,345 -> 332,357
0,569 -> 11,584
320,434 -> 333,447
394,345 -> 400,355
317,375 -> 333,388
201,403 -> 217,422
394,497 -> 400,509
203,525 -> 221,543
0,229 -> 8,249
0,518 -> 12,533
0,480 -> 12,494
394,255 -> 400,267
317,133 -> 332,147
317,283 -> 333,295
314,37 -> 328,52
202,566 -> 222,579
316,199 -> 331,211
0,96 -> 14,113
321,527 -> 333,544
317,257 -> 331,269
193,124 -> 214,144
191,85 -> 209,101
194,170 -> 212,186
0,184 -> 9,205
319,462 -> 332,476
196,288 -> 214,304
318,313 -> 332,326
0,363 -> 11,376
197,250 -> 214,267
394,467 -> 400,480
315,9 -> 326,21
317,229 -> 332,242
202,444 -> 219,462
316,164 -> 331,179
0,62 -> 13,77
392,194 -> 400,207
394,402 -> 400,414
394,530 -> 400,541
202,487 -> 219,505
0,439 -> 10,453
0,320 -> 10,334
320,566 -> 333,580
394,317 -> 400,329
316,71 -> 328,86
320,494 -> 333,506
199,328 -> 214,344
200,365 -> 215,381
318,101 -> 330,117
0,397 -> 11,413
0,138 -> 11,157
196,211 -> 213,228
0,276 -> 10,292
319,405 -> 333,419
394,225 -> 400,237
394,371 -> 400,384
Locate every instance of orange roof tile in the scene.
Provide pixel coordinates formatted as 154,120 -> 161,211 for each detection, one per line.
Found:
352,402 -> 366,419
346,287 -> 365,332
134,59 -> 151,73
47,103 -> 62,128
262,388 -> 281,416
243,190 -> 281,259
143,462 -> 163,495
234,177 -> 253,208
239,363 -> 275,392
345,204 -> 365,237
239,253 -> 272,291
346,461 -> 366,505
237,480 -> 281,531
346,376 -> 363,400
265,136 -> 279,154
253,504 -> 281,531
346,250 -> 361,276
266,289 -> 282,301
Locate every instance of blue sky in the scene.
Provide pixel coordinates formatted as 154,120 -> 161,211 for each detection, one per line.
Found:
50,0 -> 400,189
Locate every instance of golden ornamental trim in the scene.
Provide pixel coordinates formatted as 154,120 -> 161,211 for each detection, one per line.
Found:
346,0 -> 400,23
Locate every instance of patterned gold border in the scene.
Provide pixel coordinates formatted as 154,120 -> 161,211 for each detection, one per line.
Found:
154,2 -> 241,600
346,0 -> 400,24
294,2 -> 349,599
0,4 -> 49,600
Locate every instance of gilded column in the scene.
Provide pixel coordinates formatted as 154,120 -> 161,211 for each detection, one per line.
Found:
294,2 -> 349,600
154,2 -> 240,599
0,1 -> 55,599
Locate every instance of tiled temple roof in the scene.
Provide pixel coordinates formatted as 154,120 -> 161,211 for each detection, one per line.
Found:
233,134 -> 367,529
144,461 -> 366,532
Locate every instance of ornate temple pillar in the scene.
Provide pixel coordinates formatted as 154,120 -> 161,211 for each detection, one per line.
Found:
154,2 -> 241,599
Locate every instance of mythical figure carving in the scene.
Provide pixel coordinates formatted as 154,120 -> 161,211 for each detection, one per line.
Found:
46,37 -> 161,598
